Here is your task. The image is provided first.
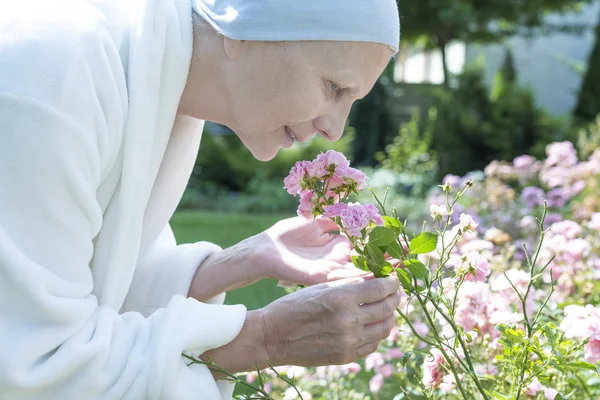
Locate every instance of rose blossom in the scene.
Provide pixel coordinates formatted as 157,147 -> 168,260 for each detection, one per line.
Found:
323,202 -> 347,218
369,373 -> 384,393
305,159 -> 327,179
588,213 -> 600,231
550,220 -> 582,240
379,363 -> 394,377
340,204 -> 372,237
284,160 -> 310,196
316,150 -> 350,169
513,154 -> 535,169
544,388 -> 559,400
559,304 -> 600,363
422,349 -> 445,389
324,202 -> 383,237
297,190 -> 317,219
430,204 -> 449,220
544,141 -> 578,168
330,165 -> 368,191
459,213 -> 478,233
455,251 -> 490,282
526,377 -> 543,396
364,203 -> 384,225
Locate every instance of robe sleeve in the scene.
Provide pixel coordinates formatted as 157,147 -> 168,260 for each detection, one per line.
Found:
0,17 -> 246,400
122,224 -> 227,317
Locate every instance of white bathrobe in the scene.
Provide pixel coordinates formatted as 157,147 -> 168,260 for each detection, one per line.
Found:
0,0 -> 247,399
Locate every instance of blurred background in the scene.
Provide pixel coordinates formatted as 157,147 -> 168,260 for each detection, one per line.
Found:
170,0 -> 600,309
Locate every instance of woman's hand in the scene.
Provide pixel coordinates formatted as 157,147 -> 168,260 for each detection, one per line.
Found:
202,275 -> 401,374
254,216 -> 370,286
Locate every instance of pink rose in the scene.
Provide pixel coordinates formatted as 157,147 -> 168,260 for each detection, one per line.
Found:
316,150 -> 350,169
513,155 -> 535,169
385,348 -> 404,359
369,373 -> 384,393
422,349 -> 446,389
585,338 -> 600,364
364,203 -> 384,226
589,213 -> 600,231
284,161 -> 311,196
340,204 -> 372,237
305,159 -> 327,179
365,353 -> 384,371
526,377 -> 543,396
544,388 -> 558,400
331,165 -> 368,191
456,251 -> 490,282
297,190 -> 317,219
323,202 -> 348,218
379,363 -> 394,377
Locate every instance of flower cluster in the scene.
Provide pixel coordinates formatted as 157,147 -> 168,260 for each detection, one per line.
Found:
284,151 -> 375,232
253,141 -> 600,400
559,304 -> 600,363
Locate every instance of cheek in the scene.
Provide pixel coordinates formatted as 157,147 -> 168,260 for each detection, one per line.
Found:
278,79 -> 323,122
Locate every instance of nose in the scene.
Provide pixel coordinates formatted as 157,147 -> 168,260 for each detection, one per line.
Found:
314,103 -> 353,142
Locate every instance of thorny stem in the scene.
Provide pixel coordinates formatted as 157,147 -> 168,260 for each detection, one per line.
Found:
428,299 -> 490,399
514,205 -> 555,400
413,292 -> 476,400
183,355 -> 275,399
395,307 -> 436,347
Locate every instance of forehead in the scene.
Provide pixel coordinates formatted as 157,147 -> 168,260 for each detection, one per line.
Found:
292,41 -> 392,84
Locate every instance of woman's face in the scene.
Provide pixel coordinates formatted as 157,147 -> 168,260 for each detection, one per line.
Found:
221,40 -> 393,161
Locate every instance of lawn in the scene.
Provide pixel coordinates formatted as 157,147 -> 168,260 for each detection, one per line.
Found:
170,210 -> 294,310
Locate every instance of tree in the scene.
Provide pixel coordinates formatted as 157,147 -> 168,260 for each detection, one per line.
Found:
574,10 -> 600,124
399,0 -> 593,85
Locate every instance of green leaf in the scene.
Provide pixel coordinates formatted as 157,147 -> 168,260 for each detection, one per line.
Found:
387,241 -> 404,259
396,268 -> 413,292
368,226 -> 397,247
490,391 -> 514,400
404,258 -> 429,280
368,261 -> 393,278
568,361 -> 599,373
409,232 -> 438,254
351,256 -> 370,272
383,216 -> 403,234
366,243 -> 385,265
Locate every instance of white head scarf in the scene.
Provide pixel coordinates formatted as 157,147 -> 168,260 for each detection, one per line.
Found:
191,0 -> 400,53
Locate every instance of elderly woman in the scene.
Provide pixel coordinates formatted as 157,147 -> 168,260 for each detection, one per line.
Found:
0,0 -> 401,399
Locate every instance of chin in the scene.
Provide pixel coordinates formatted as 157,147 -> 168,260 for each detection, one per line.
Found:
250,146 -> 280,162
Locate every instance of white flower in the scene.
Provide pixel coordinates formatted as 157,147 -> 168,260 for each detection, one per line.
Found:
459,213 -> 478,233
430,204 -> 449,220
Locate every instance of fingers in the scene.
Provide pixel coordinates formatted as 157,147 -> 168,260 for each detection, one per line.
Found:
324,275 -> 373,288
356,292 -> 401,325
314,216 -> 342,233
355,276 -> 400,304
325,268 -> 372,282
356,341 -> 381,359
361,316 -> 396,343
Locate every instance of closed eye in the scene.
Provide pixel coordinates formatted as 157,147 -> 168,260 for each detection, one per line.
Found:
327,80 -> 344,100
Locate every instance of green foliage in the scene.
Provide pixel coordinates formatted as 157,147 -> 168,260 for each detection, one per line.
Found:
576,115 -> 600,159
399,0 -> 592,83
349,78 -> 396,167
574,10 -> 600,124
377,108 -> 438,196
431,60 -> 566,178
408,232 -> 438,255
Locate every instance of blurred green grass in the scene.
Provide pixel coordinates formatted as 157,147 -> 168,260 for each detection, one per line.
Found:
170,210 -> 293,310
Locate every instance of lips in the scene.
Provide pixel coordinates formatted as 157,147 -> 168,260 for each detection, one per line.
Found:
285,126 -> 298,142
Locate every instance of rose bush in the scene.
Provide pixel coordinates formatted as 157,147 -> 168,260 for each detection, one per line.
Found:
197,143 -> 600,399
